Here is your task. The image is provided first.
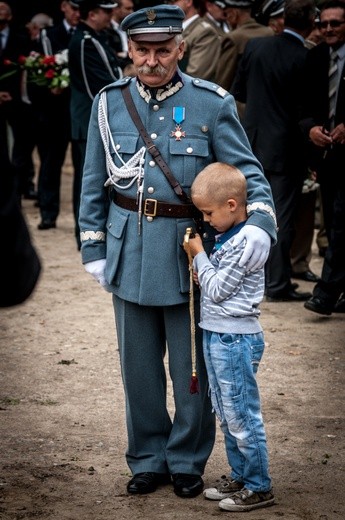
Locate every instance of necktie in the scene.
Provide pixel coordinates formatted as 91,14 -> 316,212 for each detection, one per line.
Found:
328,49 -> 338,128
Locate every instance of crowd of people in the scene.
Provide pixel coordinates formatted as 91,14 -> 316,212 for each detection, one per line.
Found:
1,0 -> 344,513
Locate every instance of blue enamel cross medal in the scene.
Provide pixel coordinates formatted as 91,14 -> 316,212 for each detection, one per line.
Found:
171,106 -> 186,141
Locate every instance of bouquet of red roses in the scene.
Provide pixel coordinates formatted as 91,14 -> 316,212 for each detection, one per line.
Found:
1,49 -> 70,89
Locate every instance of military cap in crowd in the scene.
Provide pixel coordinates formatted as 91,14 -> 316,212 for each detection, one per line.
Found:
69,0 -> 118,11
223,0 -> 255,8
253,0 -> 285,25
208,0 -> 229,8
121,4 -> 185,42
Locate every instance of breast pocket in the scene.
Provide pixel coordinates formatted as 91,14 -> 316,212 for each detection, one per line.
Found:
169,136 -> 209,187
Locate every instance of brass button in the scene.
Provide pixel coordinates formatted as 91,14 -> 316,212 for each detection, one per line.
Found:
153,104 -> 159,111
147,216 -> 153,222
186,147 -> 193,154
147,187 -> 155,194
150,133 -> 157,140
149,160 -> 155,167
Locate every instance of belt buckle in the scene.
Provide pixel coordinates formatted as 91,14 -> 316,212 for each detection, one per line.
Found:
144,198 -> 157,217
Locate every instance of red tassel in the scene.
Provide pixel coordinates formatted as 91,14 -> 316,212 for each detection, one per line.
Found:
190,375 -> 199,394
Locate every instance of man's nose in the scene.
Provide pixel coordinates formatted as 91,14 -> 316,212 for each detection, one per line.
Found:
146,51 -> 158,67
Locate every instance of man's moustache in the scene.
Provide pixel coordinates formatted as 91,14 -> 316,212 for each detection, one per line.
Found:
137,65 -> 167,76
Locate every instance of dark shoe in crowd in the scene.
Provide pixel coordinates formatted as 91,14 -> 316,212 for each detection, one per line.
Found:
292,270 -> 320,283
38,219 -> 56,230
266,289 -> 312,302
172,474 -> 204,498
334,296 -> 345,313
304,296 -> 333,316
127,472 -> 171,494
23,188 -> 38,200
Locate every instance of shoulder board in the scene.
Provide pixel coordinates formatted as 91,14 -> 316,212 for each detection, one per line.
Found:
99,76 -> 132,93
192,78 -> 229,98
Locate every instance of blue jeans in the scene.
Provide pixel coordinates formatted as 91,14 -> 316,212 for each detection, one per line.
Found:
203,330 -> 272,492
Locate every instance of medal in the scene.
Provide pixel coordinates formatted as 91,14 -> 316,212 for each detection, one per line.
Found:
171,106 -> 186,140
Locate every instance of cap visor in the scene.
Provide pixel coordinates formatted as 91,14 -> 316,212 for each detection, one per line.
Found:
130,33 -> 177,42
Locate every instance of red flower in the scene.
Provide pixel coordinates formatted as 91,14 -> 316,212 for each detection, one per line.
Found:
18,55 -> 27,64
42,55 -> 56,65
44,69 -> 55,79
3,59 -> 12,66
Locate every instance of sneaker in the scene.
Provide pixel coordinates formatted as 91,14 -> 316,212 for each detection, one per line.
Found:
203,475 -> 244,500
219,488 -> 275,512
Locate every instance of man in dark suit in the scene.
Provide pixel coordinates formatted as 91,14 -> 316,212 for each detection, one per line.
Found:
0,1 -> 34,199
68,0 -> 121,248
28,0 -> 81,231
231,0 -> 316,301
300,0 -> 345,315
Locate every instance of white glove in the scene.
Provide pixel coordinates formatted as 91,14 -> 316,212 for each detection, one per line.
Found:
84,259 -> 111,291
231,225 -> 271,272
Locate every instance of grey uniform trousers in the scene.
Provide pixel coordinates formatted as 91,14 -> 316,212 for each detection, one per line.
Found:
113,295 -> 215,476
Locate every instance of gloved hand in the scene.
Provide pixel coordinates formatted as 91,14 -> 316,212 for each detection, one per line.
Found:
84,259 -> 112,292
231,225 -> 271,272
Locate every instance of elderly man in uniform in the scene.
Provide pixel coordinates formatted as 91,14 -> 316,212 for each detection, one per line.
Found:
79,4 -> 277,499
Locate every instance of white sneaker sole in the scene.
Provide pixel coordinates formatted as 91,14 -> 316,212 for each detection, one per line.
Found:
203,488 -> 234,500
219,497 -> 275,512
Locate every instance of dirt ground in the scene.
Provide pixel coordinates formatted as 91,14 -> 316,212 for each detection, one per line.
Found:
0,154 -> 344,520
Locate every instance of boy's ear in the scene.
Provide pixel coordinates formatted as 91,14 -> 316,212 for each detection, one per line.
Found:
227,198 -> 237,212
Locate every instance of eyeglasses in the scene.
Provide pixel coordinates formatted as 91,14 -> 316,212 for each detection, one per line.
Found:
319,20 -> 345,29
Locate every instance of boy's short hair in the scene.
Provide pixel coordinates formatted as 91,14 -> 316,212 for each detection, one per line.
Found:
191,162 -> 247,206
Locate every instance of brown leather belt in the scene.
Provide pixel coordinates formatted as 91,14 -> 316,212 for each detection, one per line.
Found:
113,191 -> 198,219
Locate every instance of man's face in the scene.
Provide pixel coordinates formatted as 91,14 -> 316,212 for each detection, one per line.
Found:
319,7 -> 345,48
128,38 -> 185,87
225,7 -> 238,29
115,0 -> 134,22
90,7 -> 114,31
0,2 -> 11,26
61,1 -> 80,27
206,2 -> 227,23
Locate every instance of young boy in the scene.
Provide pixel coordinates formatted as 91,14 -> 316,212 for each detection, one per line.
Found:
185,162 -> 274,512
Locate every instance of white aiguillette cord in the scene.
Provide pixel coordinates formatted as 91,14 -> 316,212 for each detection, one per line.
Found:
183,227 -> 199,394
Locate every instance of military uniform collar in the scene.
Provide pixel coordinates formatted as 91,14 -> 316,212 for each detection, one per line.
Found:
136,71 -> 184,103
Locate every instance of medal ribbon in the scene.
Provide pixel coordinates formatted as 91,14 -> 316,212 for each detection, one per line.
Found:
173,106 -> 185,125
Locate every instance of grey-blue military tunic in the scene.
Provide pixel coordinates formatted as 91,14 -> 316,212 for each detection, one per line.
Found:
80,73 -> 276,303
79,71 -> 276,476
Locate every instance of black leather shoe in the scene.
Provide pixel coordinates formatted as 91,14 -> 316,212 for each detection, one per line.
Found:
266,289 -> 312,302
334,297 -> 345,313
127,472 -> 171,494
172,474 -> 204,498
304,297 -> 333,316
38,220 -> 56,230
292,270 -> 320,283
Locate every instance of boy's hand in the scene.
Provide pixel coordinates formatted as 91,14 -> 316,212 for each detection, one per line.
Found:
193,270 -> 200,286
187,233 -> 204,257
